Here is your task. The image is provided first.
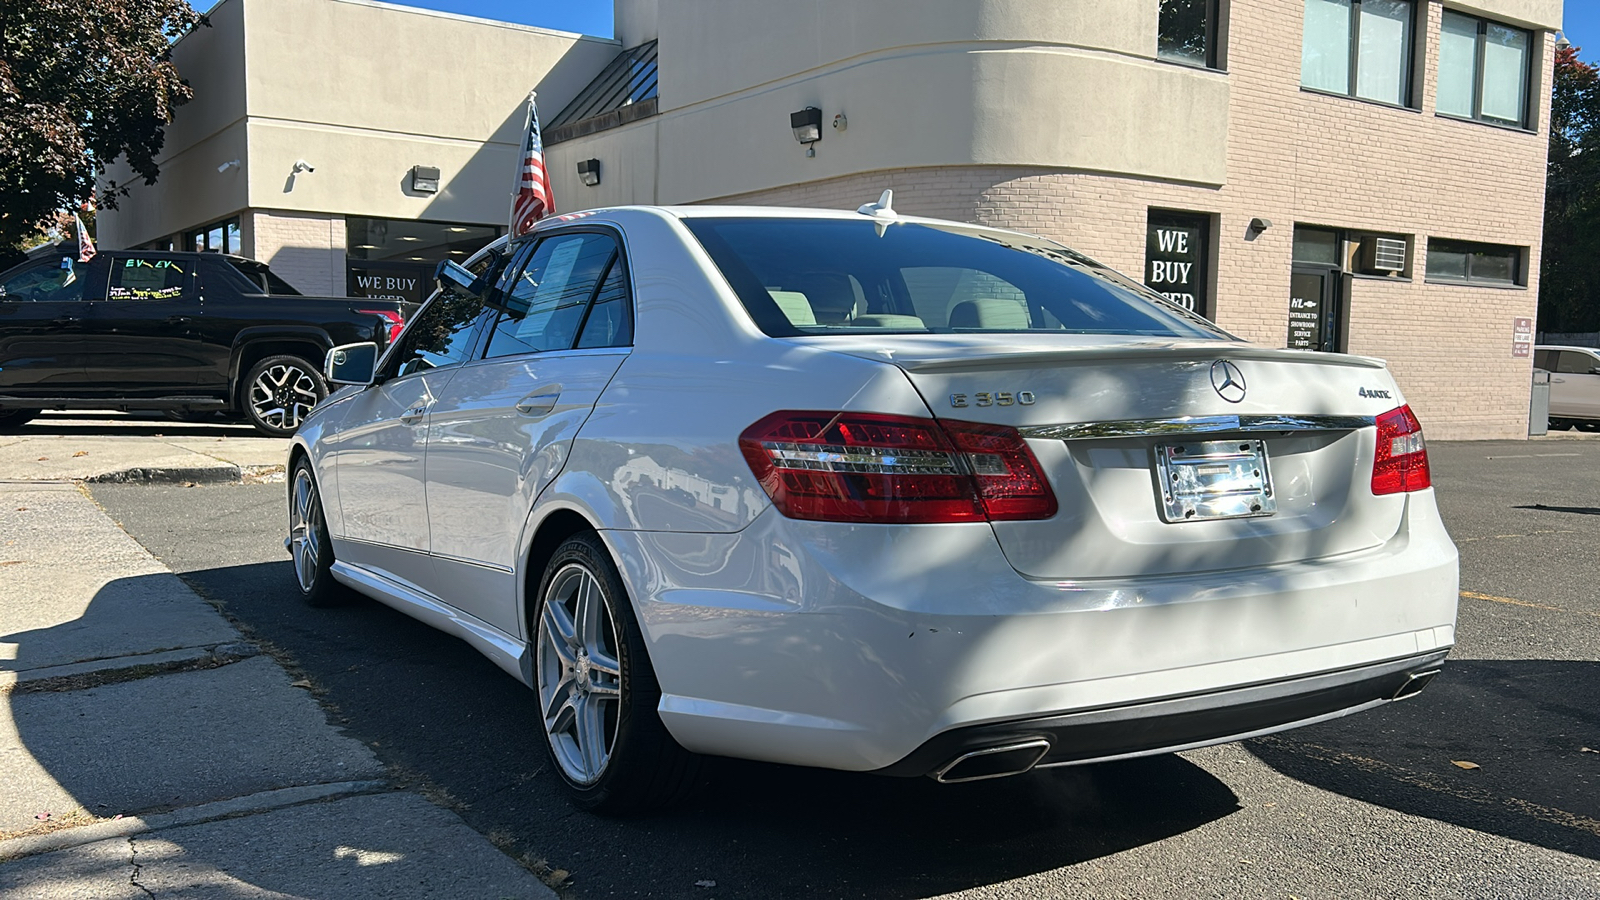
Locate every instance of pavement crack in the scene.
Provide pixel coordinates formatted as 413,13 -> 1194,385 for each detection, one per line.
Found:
128,835 -> 156,899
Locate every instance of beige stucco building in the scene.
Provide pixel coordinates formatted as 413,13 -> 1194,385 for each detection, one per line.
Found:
101,0 -> 1562,439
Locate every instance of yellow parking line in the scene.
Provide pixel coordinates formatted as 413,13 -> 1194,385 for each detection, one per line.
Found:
1459,590 -> 1600,620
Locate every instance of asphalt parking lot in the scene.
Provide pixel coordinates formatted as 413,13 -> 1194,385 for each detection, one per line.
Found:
83,434 -> 1600,899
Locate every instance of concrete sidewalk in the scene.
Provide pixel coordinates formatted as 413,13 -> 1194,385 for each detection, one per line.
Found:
0,483 -> 555,898
0,411 -> 288,483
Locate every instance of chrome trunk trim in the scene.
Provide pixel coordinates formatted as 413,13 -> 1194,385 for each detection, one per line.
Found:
1019,414 -> 1376,442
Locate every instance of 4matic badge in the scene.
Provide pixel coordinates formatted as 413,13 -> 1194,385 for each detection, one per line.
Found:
1358,387 -> 1393,399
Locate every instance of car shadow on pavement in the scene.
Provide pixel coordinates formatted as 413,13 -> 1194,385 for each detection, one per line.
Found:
162,559 -> 1244,900
1245,658 -> 1600,862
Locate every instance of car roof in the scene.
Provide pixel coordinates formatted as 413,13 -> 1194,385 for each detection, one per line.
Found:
523,204 -> 1059,248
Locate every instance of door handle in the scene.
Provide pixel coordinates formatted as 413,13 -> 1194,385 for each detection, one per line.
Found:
167,315 -> 192,326
398,404 -> 430,424
50,315 -> 81,326
515,391 -> 560,417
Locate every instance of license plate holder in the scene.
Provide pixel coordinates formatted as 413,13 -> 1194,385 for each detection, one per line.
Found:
1154,439 -> 1276,523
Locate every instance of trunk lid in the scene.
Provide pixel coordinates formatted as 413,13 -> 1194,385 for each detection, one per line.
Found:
815,334 -> 1411,580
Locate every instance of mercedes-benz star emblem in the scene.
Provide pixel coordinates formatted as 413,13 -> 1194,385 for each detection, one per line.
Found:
1211,360 -> 1247,404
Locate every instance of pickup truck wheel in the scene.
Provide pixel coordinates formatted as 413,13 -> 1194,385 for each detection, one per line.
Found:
244,355 -> 327,437
0,409 -> 38,432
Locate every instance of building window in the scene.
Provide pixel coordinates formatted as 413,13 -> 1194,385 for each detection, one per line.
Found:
1158,0 -> 1218,68
1425,239 -> 1523,286
186,217 -> 240,255
1144,210 -> 1213,319
1437,11 -> 1531,128
345,216 -> 501,305
1301,0 -> 1415,107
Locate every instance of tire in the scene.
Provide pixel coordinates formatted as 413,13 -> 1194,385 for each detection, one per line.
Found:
533,533 -> 702,814
0,409 -> 38,432
287,459 -> 346,607
242,355 -> 327,437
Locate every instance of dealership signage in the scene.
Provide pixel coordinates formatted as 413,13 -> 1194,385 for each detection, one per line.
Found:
348,262 -> 431,305
1145,211 -> 1210,319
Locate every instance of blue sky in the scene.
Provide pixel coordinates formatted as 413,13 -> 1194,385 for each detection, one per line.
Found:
199,1 -> 613,37
1564,0 -> 1600,56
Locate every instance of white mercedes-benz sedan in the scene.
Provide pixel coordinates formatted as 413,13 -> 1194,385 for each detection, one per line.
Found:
286,199 -> 1458,813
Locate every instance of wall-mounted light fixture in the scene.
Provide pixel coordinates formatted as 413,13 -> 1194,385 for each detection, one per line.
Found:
577,158 -> 601,187
410,165 -> 440,193
1248,217 -> 1273,235
791,107 -> 822,156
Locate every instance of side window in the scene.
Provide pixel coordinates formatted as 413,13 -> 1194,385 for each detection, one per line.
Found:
0,259 -> 89,302
391,288 -> 488,377
1533,349 -> 1554,371
484,232 -> 617,359
575,258 -> 633,349
1557,351 -> 1598,376
107,256 -> 190,301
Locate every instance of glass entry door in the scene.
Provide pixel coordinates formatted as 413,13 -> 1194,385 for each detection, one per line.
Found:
1287,265 -> 1342,352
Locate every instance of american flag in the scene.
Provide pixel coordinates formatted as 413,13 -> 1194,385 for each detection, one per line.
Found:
74,213 -> 96,263
509,91 -> 555,237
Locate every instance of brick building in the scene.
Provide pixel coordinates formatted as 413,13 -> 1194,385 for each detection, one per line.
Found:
100,0 -> 1561,438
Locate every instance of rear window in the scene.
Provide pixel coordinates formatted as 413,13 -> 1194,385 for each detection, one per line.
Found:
227,259 -> 301,295
683,218 -> 1227,339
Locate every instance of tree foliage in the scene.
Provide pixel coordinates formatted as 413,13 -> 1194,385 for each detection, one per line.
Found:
0,0 -> 203,251
1541,45 -> 1600,331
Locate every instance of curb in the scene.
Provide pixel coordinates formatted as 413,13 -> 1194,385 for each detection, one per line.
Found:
83,464 -> 242,485
1,642 -> 262,693
0,780 -> 391,862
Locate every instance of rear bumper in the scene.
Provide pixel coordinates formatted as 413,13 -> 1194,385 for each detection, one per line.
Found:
608,490 -> 1458,773
874,649 -> 1448,780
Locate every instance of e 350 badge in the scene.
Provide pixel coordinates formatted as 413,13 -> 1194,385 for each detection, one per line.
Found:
950,391 -> 1036,408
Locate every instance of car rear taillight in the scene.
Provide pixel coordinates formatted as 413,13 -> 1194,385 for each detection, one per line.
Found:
739,411 -> 1057,524
1371,404 -> 1431,495
357,308 -> 405,346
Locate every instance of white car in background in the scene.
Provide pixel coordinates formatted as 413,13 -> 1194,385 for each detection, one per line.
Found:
1535,345 -> 1600,430
286,199 -> 1458,813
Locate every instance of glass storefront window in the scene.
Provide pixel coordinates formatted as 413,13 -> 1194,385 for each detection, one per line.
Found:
1144,210 -> 1213,319
186,217 -> 241,255
345,217 -> 502,305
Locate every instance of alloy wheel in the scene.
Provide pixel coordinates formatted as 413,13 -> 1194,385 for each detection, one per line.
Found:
536,563 -> 624,785
250,362 -> 320,431
288,467 -> 323,593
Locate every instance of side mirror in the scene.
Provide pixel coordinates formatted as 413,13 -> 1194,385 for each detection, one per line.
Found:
325,342 -> 379,386
435,259 -> 482,296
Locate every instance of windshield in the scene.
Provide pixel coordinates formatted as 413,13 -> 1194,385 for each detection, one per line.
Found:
684,218 -> 1228,340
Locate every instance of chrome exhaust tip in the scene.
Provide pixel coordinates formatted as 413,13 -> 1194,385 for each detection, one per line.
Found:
932,739 -> 1051,784
1392,669 -> 1440,700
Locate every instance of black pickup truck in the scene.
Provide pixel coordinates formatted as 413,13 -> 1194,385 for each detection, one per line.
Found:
0,247 -> 415,436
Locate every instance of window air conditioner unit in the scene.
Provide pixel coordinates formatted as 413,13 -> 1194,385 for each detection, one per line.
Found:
1361,236 -> 1408,273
